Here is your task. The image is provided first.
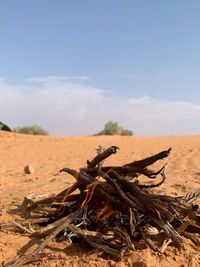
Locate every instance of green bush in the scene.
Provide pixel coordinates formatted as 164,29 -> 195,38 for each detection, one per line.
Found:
96,121 -> 133,136
121,129 -> 133,136
13,125 -> 49,136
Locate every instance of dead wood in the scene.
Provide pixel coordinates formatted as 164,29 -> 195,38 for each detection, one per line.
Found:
6,213 -> 76,267
87,145 -> 119,168
3,145 -> 200,265
124,148 -> 172,168
81,165 -> 165,179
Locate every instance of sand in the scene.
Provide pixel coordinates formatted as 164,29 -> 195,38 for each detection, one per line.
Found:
0,131 -> 200,266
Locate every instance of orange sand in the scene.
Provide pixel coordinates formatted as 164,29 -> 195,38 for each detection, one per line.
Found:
0,131 -> 200,266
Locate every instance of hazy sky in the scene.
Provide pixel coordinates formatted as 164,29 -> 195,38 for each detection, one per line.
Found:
1,0 -> 200,136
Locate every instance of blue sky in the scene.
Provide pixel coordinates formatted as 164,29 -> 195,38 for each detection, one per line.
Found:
1,1 -> 200,136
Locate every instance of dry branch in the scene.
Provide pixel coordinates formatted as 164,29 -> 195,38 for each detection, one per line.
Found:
2,145 -> 200,266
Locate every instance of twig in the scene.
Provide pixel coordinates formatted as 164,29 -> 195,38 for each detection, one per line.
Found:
140,229 -> 159,251
81,165 -> 165,179
182,232 -> 200,246
124,148 -> 172,168
129,208 -> 136,236
159,238 -> 172,254
87,145 -> 119,168
6,212 -> 77,267
138,164 -> 167,188
85,236 -> 121,259
9,220 -> 33,234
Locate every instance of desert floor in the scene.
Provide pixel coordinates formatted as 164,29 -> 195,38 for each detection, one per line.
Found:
0,131 -> 200,266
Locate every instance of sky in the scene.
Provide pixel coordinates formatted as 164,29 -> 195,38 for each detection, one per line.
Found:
1,0 -> 200,136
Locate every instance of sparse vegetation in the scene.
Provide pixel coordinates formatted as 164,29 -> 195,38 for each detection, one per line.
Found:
13,125 -> 49,136
96,121 -> 133,136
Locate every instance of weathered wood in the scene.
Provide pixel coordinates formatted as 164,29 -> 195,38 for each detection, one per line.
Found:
5,145 -> 200,265
124,148 -> 172,168
87,145 -> 119,168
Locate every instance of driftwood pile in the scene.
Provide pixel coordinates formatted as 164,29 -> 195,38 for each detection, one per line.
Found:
3,146 -> 200,266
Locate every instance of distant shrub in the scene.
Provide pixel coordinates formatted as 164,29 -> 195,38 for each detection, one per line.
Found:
120,129 -> 133,136
13,125 -> 49,136
96,121 -> 133,136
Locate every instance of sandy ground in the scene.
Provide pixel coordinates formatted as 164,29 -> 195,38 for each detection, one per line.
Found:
0,131 -> 200,266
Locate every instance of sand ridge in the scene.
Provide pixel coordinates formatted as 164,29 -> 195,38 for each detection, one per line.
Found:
0,131 -> 200,266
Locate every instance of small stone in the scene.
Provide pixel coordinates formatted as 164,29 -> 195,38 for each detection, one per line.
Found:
50,178 -> 56,182
24,165 -> 35,174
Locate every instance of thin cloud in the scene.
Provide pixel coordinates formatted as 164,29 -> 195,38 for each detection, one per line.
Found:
129,96 -> 200,120
0,77 -> 200,136
27,76 -> 92,83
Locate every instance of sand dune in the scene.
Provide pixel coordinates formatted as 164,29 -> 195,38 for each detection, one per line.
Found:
0,131 -> 200,266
